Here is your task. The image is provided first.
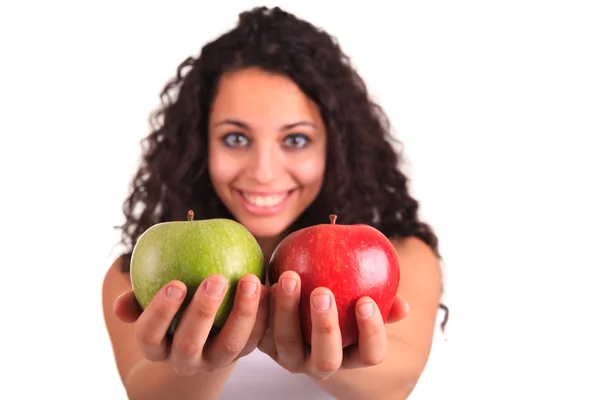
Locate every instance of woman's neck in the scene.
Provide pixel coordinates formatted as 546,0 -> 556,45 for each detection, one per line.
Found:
256,235 -> 281,267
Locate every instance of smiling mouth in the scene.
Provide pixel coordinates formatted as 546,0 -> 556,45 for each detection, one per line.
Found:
238,190 -> 294,207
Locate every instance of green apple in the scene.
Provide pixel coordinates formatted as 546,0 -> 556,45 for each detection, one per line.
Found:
130,210 -> 265,335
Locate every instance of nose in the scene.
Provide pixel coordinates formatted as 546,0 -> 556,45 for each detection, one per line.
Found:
249,142 -> 282,184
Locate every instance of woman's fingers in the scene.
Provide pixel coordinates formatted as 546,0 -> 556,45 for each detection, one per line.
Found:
134,280 -> 188,362
342,296 -> 389,369
256,284 -> 277,357
306,288 -> 343,380
273,271 -> 305,372
355,297 -> 388,366
131,273 -> 268,377
169,275 -> 228,375
239,283 -> 269,358
205,274 -> 263,367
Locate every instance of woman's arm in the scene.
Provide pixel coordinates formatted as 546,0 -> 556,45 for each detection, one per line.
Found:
102,258 -> 240,400
124,359 -> 235,400
316,237 -> 443,400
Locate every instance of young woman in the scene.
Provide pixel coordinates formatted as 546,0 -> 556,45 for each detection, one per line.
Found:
103,6 -> 447,400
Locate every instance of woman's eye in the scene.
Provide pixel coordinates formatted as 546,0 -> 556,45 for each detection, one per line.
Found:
283,134 -> 310,149
222,133 -> 249,147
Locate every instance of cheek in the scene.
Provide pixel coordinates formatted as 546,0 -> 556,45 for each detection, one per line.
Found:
291,156 -> 326,187
208,146 -> 239,186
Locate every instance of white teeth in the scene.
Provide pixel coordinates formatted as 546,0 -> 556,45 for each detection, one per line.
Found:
242,192 -> 288,207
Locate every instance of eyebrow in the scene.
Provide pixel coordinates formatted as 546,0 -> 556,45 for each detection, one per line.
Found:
213,119 -> 317,130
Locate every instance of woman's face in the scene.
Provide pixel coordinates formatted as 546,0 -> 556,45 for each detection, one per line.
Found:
208,67 -> 327,239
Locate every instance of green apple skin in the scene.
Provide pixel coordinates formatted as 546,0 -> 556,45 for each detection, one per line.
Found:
130,217 -> 265,336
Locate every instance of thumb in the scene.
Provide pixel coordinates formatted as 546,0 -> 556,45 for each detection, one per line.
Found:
385,296 -> 409,324
113,291 -> 143,323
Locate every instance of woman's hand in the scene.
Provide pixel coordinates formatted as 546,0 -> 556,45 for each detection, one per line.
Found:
113,273 -> 268,376
257,271 -> 408,380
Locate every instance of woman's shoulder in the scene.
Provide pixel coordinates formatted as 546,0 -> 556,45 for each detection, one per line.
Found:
390,236 -> 438,262
102,255 -> 132,302
389,236 -> 443,294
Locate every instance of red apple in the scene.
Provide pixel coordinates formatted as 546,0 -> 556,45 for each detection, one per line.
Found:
269,214 -> 401,348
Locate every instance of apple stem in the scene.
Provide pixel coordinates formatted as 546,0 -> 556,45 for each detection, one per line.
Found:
187,210 -> 194,221
329,214 -> 337,224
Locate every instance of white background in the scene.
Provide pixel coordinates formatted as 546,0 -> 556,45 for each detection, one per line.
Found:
1,0 -> 599,398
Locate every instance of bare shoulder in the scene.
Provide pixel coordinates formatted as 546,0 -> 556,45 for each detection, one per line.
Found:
102,255 -> 142,384
102,255 -> 132,302
102,254 -> 133,336
390,237 -> 440,272
388,236 -> 442,332
378,238 -> 443,388
390,237 -> 442,291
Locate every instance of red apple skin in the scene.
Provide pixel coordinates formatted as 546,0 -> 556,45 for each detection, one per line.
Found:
268,215 -> 401,348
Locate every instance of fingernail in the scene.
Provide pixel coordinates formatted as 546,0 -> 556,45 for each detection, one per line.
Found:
358,302 -> 374,318
166,285 -> 184,300
312,293 -> 331,311
240,281 -> 258,296
205,280 -> 226,299
281,278 -> 297,295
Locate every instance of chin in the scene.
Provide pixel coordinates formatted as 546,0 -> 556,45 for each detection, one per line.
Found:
240,218 -> 289,239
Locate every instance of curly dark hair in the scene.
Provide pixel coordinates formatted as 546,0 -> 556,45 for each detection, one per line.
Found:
115,6 -> 448,330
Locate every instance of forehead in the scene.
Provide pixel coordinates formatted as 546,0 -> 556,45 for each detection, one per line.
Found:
209,68 -> 321,127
